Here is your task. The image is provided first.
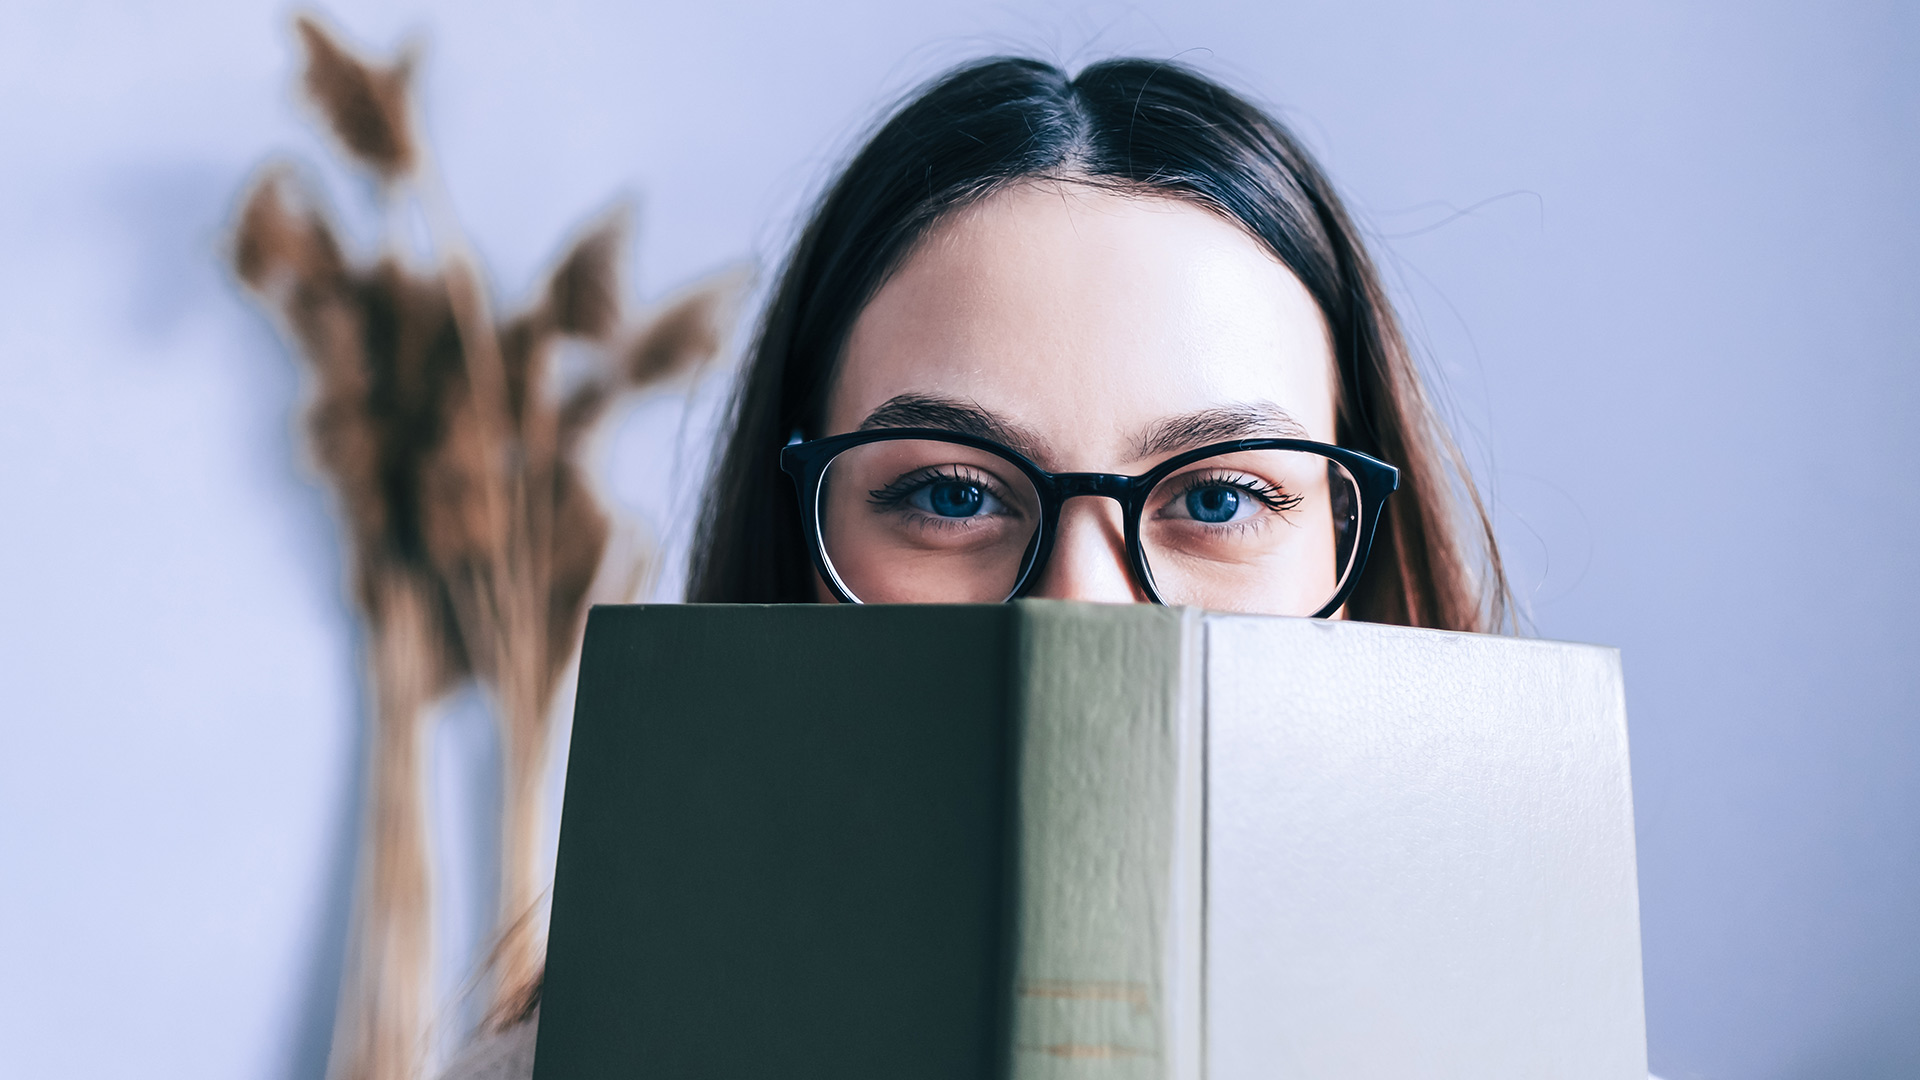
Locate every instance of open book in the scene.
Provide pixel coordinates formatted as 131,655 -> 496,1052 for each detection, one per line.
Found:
535,602 -> 1646,1078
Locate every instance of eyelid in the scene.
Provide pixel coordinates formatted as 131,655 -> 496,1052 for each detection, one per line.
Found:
907,462 -> 1014,490
871,463 -> 1021,505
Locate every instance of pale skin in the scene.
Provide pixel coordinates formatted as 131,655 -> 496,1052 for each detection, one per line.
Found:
820,180 -> 1341,607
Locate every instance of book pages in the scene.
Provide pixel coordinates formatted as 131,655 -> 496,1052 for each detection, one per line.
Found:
1204,616 -> 1646,1078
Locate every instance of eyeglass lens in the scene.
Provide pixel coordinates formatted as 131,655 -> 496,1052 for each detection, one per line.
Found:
814,438 -> 1363,616
1137,448 -> 1360,616
818,439 -> 1044,604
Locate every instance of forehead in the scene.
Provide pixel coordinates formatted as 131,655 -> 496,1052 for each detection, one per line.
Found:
830,182 -> 1336,466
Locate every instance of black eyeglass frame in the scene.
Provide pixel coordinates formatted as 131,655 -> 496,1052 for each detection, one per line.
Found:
781,427 -> 1400,618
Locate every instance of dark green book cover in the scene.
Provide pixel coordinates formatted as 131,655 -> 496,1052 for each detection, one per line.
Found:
536,602 -> 1188,1080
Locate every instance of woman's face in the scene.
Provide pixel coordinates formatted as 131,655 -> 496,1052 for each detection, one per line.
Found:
821,181 -> 1340,608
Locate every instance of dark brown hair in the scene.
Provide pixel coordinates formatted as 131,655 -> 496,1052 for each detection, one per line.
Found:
688,56 -> 1507,631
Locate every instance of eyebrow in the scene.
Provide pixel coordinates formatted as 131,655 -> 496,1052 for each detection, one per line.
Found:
857,394 -> 1054,461
1132,403 -> 1310,458
856,394 -> 1310,468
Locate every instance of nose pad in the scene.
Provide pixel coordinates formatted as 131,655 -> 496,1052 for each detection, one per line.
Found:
1027,497 -> 1147,604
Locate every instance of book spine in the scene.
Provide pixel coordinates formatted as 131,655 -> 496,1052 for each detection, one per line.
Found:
1007,602 -> 1202,1080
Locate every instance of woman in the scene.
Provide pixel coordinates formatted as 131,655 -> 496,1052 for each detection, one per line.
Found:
445,52 -> 1506,1080
690,55 -> 1504,629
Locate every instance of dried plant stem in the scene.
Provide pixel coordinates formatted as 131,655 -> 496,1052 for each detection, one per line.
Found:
419,171 -> 562,1016
446,557 -> 555,1020
491,656 -> 551,1008
238,25 -> 749,1068
331,569 -> 441,1080
494,325 -> 562,1016
486,538 -> 561,1016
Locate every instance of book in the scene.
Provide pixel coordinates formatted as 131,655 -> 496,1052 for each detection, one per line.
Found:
534,602 -> 1646,1079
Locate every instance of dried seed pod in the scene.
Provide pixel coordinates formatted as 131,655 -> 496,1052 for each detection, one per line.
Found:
623,264 -> 752,388
546,213 -> 627,341
295,13 -> 419,180
234,167 -> 345,294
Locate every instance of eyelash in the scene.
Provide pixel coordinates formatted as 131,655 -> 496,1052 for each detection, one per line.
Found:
867,466 -> 1009,510
862,464 -> 1298,521
1167,471 -> 1303,515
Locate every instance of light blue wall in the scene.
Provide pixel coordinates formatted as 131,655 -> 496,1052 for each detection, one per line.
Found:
1,2 -> 1913,1077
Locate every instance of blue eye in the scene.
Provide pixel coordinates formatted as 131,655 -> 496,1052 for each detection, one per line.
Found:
914,480 -> 990,518
1185,486 -> 1241,524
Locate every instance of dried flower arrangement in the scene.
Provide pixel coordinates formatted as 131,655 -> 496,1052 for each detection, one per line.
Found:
232,14 -> 746,1080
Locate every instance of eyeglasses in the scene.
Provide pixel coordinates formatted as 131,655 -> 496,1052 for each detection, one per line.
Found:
780,428 -> 1399,617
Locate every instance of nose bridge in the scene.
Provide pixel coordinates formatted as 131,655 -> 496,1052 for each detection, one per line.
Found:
1024,475 -> 1146,604
1051,471 -> 1133,504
